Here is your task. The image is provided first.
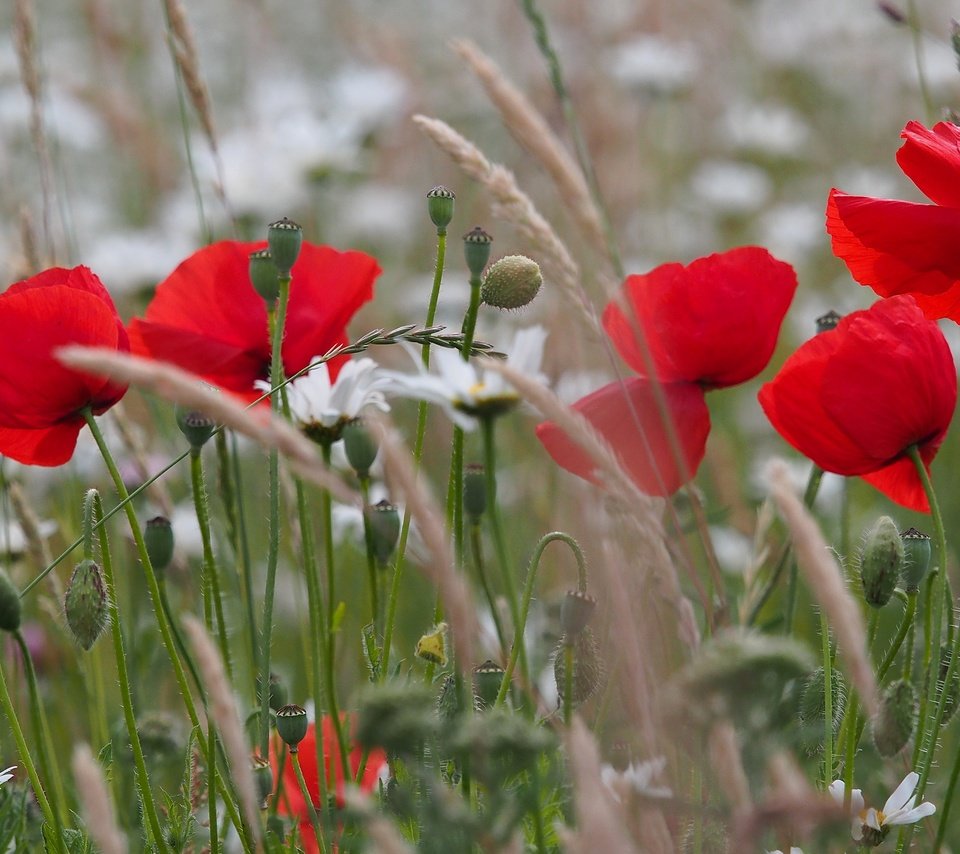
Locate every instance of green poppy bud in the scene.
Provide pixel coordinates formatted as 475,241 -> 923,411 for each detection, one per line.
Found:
480,255 -> 543,310
426,185 -> 455,232
249,249 -> 279,302
463,226 -> 493,278
342,419 -> 378,477
367,500 -> 400,567
560,589 -> 596,637
860,516 -> 903,608
473,659 -> 505,710
267,217 -> 303,276
64,559 -> 109,651
252,754 -> 273,806
175,405 -> 216,449
900,527 -> 932,591
872,678 -> 917,757
463,463 -> 486,521
269,672 -> 288,713
553,628 -> 605,708
0,570 -> 21,633
797,666 -> 845,755
144,516 -> 174,574
275,704 -> 308,751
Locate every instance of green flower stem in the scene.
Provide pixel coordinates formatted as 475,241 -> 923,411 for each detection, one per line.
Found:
0,656 -> 60,850
496,532 -> 586,708
191,448 -> 233,681
563,643 -> 573,727
358,477 -> 380,634
461,275 -> 482,365
469,521 -> 508,657
935,730 -> 960,849
83,490 -> 167,851
820,610 -> 833,787
208,721 -> 219,854
291,750 -> 324,848
258,275 -> 291,756
425,231 -> 447,353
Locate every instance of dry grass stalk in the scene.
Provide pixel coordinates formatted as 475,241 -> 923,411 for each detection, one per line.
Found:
18,206 -> 41,276
72,743 -> 126,854
55,347 -> 359,507
413,114 -> 601,336
368,413 -> 478,671
8,481 -> 52,573
766,459 -> 879,716
452,39 -> 610,269
708,721 -> 752,813
110,402 -> 175,516
182,615 -> 263,849
343,790 -> 414,853
161,0 -> 216,148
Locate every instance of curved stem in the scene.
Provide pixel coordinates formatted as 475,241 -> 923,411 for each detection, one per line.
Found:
469,521 -> 507,657
460,276 -> 482,364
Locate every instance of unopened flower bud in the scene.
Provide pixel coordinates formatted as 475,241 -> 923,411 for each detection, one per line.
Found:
269,672 -> 288,713
473,659 -> 505,710
249,249 -> 279,302
0,570 -> 21,633
267,218 -> 303,276
815,310 -> 842,334
415,622 -> 447,667
553,628 -> 605,708
366,500 -> 400,567
797,666 -> 845,754
343,419 -> 378,477
860,516 -> 903,609
144,516 -> 174,573
900,527 -> 932,591
275,704 -> 308,751
560,589 -> 596,637
872,678 -> 917,757
64,559 -> 108,651
463,464 -> 486,521
481,255 -> 542,310
176,405 -> 216,449
463,226 -> 493,278
426,185 -> 455,232
252,754 -> 273,806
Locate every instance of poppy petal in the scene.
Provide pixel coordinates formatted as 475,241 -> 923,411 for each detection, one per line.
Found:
0,421 -> 85,467
603,247 -> 796,387
536,378 -> 710,497
896,121 -> 960,208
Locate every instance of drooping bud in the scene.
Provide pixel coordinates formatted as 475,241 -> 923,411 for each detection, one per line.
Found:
252,754 -> 273,806
415,623 -> 448,667
343,419 -> 378,478
267,218 -> 303,276
815,310 -> 842,334
872,678 -> 917,757
463,464 -> 486,521
366,500 -> 400,567
940,643 -> 960,724
553,628 -> 605,708
560,590 -> 596,637
463,226 -> 493,278
64,559 -> 109,651
275,704 -> 308,751
144,516 -> 174,574
480,255 -> 542,311
473,660 -> 505,710
269,672 -> 288,713
175,405 -> 216,449
426,185 -> 455,232
859,516 -> 903,608
249,249 -> 279,302
0,570 -> 22,633
900,527 -> 932,591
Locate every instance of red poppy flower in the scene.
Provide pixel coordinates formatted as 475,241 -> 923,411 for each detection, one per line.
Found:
270,716 -> 387,853
827,120 -> 960,320
128,241 -> 380,399
758,295 -> 956,512
537,247 -> 796,496
0,266 -> 129,466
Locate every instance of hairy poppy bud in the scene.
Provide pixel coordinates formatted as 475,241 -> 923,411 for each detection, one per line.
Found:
267,218 -> 303,276
275,704 -> 308,751
248,249 -> 279,302
554,628 -> 605,708
900,527 -> 932,591
463,226 -> 493,278
797,666 -> 845,754
560,589 -> 596,637
426,185 -> 455,232
481,255 -> 543,310
415,623 -> 447,667
176,405 -> 216,449
343,419 -> 378,477
367,500 -> 400,567
463,464 -> 486,521
64,559 -> 108,651
144,516 -> 174,574
0,570 -> 21,633
860,516 -> 903,608
872,678 -> 917,757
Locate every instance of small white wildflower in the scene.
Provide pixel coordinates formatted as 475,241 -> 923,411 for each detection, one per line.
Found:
607,35 -> 698,96
0,766 -> 15,785
600,757 -> 671,801
830,772 -> 935,844
766,848 -> 803,854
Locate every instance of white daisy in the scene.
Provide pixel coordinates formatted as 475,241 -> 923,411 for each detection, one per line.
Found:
830,772 -> 935,844
0,766 -> 15,785
382,326 -> 548,430
600,757 -> 672,801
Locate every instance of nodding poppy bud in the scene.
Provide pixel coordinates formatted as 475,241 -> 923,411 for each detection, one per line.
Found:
367,500 -> 400,567
144,516 -> 174,574
463,464 -> 486,521
481,255 -> 542,310
860,516 -> 902,609
249,249 -> 279,302
343,419 -> 378,477
0,570 -> 21,633
553,628 -> 605,708
426,185 -> 455,232
275,704 -> 309,751
560,589 -> 596,637
463,226 -> 493,278
64,559 -> 108,651
415,622 -> 448,667
815,310 -> 842,334
176,405 -> 216,449
872,678 -> 917,757
267,217 -> 303,276
900,527 -> 932,592
473,659 -> 505,710
252,754 -> 273,806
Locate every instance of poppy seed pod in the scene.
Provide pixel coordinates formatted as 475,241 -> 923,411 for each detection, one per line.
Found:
463,464 -> 486,521
175,405 -> 216,449
248,249 -> 279,302
275,704 -> 309,751
342,419 -> 378,477
463,226 -> 493,278
872,678 -> 917,757
144,516 -> 174,573
900,527 -> 932,591
366,500 -> 400,567
267,218 -> 303,276
473,659 -> 506,710
64,559 -> 109,651
480,255 -> 543,310
860,516 -> 903,608
0,570 -> 21,633
426,185 -> 455,232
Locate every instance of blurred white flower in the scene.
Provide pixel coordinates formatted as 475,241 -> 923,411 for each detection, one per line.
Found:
0,766 -> 15,785
382,327 -> 548,430
689,161 -> 772,214
607,35 -> 698,96
0,517 -> 57,558
829,772 -> 935,842
766,848 -> 803,854
601,757 -> 671,800
721,101 -> 810,157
